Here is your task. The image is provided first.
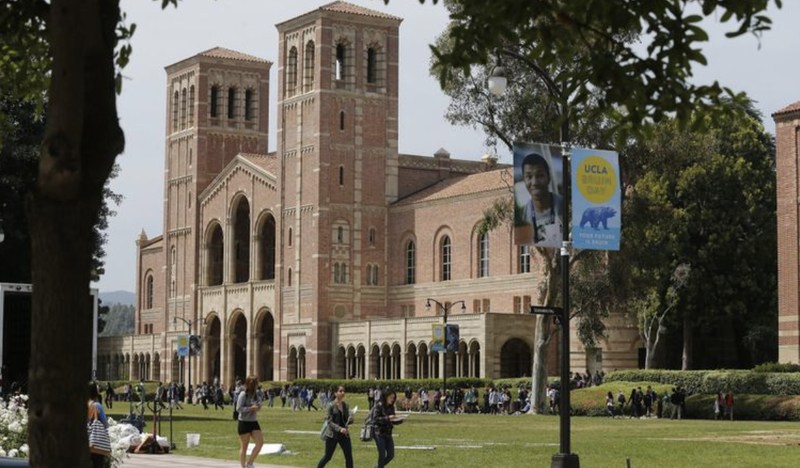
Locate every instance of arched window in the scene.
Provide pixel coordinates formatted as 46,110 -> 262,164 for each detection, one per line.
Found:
288,268 -> 292,287
367,47 -> 377,84
304,40 -> 315,92
339,111 -> 345,130
338,165 -> 344,185
244,89 -> 254,121
145,274 -> 154,309
368,228 -> 376,246
478,232 -> 489,277
210,85 -> 219,118
335,43 -> 346,81
288,227 -> 293,247
189,85 -> 195,126
227,87 -> 237,119
337,226 -> 344,244
180,88 -> 187,128
441,236 -> 452,281
287,46 -> 298,96
370,264 -> 379,286
172,91 -> 179,131
405,240 -> 416,285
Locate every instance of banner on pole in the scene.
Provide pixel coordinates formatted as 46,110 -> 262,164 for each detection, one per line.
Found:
431,324 -> 445,353
512,142 -> 564,248
177,334 -> 189,357
445,324 -> 459,352
571,147 -> 621,250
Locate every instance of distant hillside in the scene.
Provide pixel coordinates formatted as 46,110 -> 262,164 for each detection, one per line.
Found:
99,290 -> 135,307
100,303 -> 135,337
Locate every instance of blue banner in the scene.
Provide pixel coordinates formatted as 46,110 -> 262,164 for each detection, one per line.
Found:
571,148 -> 621,250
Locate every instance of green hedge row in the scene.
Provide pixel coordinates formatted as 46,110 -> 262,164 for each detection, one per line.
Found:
605,369 -> 800,395
571,382 -> 800,421
292,377 -> 491,393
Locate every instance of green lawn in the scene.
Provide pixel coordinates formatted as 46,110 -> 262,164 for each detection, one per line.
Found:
107,395 -> 800,467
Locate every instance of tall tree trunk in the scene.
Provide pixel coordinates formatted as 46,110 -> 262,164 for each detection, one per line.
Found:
682,313 -> 693,370
27,1 -> 123,466
530,251 -> 559,413
531,314 -> 553,413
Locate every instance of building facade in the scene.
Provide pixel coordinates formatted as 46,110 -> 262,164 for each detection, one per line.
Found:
97,2 -> 640,385
775,99 -> 800,363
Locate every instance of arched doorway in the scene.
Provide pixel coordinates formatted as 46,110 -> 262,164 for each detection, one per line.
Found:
258,213 -> 276,280
288,347 -> 298,381
500,338 -> 532,378
406,343 -> 418,379
230,312 -> 247,384
232,197 -> 250,283
207,224 -> 224,286
204,315 -> 222,384
256,309 -> 274,381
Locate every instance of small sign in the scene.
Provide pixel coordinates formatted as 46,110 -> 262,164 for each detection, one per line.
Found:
529,306 -> 563,315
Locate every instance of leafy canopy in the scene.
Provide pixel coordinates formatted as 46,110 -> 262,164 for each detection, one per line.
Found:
406,0 -> 781,129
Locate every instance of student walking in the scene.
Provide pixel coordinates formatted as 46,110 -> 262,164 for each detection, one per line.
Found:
371,390 -> 404,468
236,376 -> 264,468
318,385 -> 354,468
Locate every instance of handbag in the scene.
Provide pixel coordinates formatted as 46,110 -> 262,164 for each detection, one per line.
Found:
233,410 -> 239,420
87,403 -> 112,456
359,408 -> 374,442
319,419 -> 328,441
359,423 -> 373,442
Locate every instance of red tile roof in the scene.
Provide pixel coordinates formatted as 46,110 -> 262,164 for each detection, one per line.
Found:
239,152 -> 278,176
773,100 -> 800,118
396,169 -> 512,206
198,47 -> 269,64
319,1 -> 403,21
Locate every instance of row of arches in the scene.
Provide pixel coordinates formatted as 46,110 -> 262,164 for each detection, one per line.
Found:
205,197 -> 276,286
96,352 -> 159,382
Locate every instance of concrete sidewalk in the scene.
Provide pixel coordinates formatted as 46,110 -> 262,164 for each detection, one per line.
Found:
123,453 -> 296,468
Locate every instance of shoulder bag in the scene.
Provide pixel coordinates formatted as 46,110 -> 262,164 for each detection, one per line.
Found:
87,402 -> 112,456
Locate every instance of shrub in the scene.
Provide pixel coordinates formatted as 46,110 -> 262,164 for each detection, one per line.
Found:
605,369 -> 800,395
753,362 -> 800,373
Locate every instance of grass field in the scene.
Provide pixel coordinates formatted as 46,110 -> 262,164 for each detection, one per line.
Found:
107,394 -> 800,467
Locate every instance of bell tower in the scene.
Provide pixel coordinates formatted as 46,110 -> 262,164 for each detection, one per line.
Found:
275,2 -> 402,378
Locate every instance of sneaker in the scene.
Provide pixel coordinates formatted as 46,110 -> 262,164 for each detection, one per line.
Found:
246,464 -> 254,468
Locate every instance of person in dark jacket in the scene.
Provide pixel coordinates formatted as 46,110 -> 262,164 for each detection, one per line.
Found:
318,385 -> 354,468
371,389 -> 404,468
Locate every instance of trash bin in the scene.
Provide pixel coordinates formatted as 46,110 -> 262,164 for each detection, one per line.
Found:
186,433 -> 200,448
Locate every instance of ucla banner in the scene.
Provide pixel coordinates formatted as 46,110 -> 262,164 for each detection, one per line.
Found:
512,142 -> 564,248
571,147 -> 621,250
177,334 -> 190,357
431,324 -> 445,352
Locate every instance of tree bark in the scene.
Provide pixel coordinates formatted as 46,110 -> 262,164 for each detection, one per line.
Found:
530,250 -> 559,413
682,313 -> 693,370
27,1 -> 123,466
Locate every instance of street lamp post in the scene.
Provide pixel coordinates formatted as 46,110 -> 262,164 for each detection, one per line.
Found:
489,52 -> 580,468
173,316 -> 192,393
425,298 -> 466,410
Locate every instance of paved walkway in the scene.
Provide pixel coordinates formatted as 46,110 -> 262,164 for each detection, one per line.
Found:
123,453 -> 296,468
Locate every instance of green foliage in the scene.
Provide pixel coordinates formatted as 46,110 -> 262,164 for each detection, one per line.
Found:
99,303 -> 136,336
424,0 -> 781,133
292,377 -> 490,393
605,370 -> 800,396
753,362 -> 800,373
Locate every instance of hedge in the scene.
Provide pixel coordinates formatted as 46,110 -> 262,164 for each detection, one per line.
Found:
605,369 -> 800,395
291,377 -> 490,394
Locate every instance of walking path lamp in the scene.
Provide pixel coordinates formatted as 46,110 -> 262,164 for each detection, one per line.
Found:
489,54 -> 580,468
425,298 -> 465,408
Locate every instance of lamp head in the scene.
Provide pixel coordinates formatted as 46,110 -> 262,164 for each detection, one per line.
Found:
460,302 -> 467,313
488,65 -> 507,97
425,299 -> 432,311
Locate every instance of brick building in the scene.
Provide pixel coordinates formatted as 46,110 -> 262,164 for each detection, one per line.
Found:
775,99 -> 800,363
97,2 -> 640,385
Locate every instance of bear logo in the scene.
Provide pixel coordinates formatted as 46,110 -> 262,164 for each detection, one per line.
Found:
579,206 -> 616,229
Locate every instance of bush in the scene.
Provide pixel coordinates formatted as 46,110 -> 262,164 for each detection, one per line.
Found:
605,369 -> 800,395
291,377 -> 491,394
753,362 -> 800,373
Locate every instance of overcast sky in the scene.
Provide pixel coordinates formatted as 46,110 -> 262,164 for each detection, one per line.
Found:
95,0 -> 799,293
